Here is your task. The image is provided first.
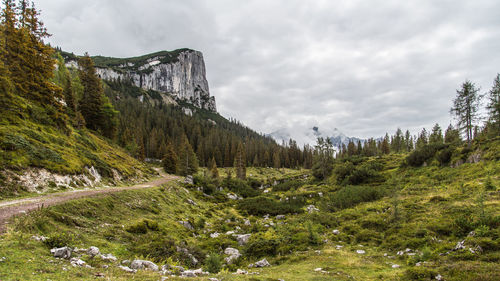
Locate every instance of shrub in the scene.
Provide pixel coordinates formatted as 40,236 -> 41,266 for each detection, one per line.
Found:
406,144 -> 446,167
272,180 -> 302,192
436,147 -> 453,165
204,253 -> 223,274
244,234 -> 280,258
130,234 -> 176,262
237,196 -> 304,216
43,232 -> 74,249
126,219 -> 159,234
222,178 -> 259,198
324,185 -> 386,211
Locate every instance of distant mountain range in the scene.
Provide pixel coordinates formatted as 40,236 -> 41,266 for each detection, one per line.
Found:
268,126 -> 364,148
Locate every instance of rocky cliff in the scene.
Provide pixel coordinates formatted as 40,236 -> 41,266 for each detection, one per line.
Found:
71,49 -> 216,112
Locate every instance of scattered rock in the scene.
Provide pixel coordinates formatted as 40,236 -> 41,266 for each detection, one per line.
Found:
87,246 -> 100,257
227,193 -> 239,200
100,254 -> 117,262
70,258 -> 90,268
179,221 -> 194,230
118,265 -> 136,273
276,215 -> 286,220
184,175 -> 194,184
121,260 -> 130,265
181,270 -> 197,277
171,265 -> 185,272
129,259 -> 159,271
244,219 -> 251,226
454,240 -> 465,251
397,251 -> 404,256
187,199 -> 197,206
237,234 -> 251,245
306,205 -> 319,213
314,268 -> 323,272
332,229 -> 340,235
435,274 -> 443,280
210,232 -> 220,238
356,250 -> 366,254
51,247 -> 71,259
208,278 -> 220,281
254,258 -> 271,268
31,235 -> 48,242
224,247 -> 241,264
236,269 -> 248,274
177,246 -> 198,265
392,264 -> 400,268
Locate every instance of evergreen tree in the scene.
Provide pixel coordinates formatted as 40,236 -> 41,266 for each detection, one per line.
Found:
272,150 -> 281,168
391,128 -> 403,152
404,130 -> 413,152
162,143 -> 178,174
312,137 -> 334,180
451,80 -> 481,147
380,134 -> 390,154
486,74 -> 500,136
177,135 -> 198,176
416,128 -> 428,149
78,53 -> 104,130
444,124 -> 461,146
234,142 -> 246,180
429,123 -> 444,145
209,157 -> 219,179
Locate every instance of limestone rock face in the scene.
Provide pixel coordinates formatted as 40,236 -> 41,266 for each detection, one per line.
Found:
95,50 -> 216,112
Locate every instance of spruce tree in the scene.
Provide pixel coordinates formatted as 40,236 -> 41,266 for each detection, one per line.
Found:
444,124 -> 461,146
429,124 -> 444,145
162,143 -> 178,174
209,157 -> 219,179
451,80 -> 481,147
312,137 -> 334,180
177,136 -> 198,176
78,53 -> 104,131
486,74 -> 500,136
234,142 -> 246,180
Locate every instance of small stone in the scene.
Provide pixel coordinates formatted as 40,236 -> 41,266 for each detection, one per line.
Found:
356,250 -> 366,254
187,199 -> 197,206
314,268 -> 323,272
254,258 -> 271,267
237,234 -> 251,245
184,175 -> 194,184
100,254 -> 117,262
236,269 -> 248,274
392,264 -> 400,268
51,247 -> 71,259
332,229 -> 340,235
435,274 -> 443,280
210,232 -> 220,238
276,215 -> 286,220
130,259 -> 159,271
118,265 -> 136,273
87,246 -> 100,257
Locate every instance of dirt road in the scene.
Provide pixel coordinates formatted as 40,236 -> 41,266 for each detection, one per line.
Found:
0,172 -> 179,233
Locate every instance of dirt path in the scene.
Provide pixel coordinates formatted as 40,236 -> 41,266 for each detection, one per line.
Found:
0,171 -> 179,233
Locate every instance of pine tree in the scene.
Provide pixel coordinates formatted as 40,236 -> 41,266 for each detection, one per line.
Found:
234,142 -> 246,180
209,157 -> 219,179
451,80 -> 482,147
312,137 -> 334,180
404,130 -> 413,152
78,53 -> 104,131
272,150 -> 281,169
380,134 -> 390,154
177,135 -> 198,176
486,74 -> 500,136
429,123 -> 444,145
444,124 -> 461,146
162,143 -> 177,174
416,128 -> 428,149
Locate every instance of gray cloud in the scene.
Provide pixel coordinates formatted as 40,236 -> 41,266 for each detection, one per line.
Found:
36,0 -> 500,139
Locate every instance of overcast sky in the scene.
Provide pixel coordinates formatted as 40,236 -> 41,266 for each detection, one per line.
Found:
36,0 -> 500,139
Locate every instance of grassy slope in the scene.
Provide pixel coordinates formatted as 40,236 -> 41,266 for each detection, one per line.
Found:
0,106 -> 153,199
0,142 -> 499,280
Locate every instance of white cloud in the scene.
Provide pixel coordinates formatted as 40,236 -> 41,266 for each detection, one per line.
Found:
36,0 -> 500,139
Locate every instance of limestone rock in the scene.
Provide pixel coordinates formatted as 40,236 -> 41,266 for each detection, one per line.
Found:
93,50 -> 217,112
254,258 -> 271,268
224,247 -> 241,264
237,234 -> 251,245
129,259 -> 159,271
51,247 -> 71,259
118,265 -> 136,273
87,246 -> 100,257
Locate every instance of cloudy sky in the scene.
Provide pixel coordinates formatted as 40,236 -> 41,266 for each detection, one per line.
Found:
36,0 -> 500,140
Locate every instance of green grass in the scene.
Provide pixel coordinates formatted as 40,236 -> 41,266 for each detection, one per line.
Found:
0,140 -> 499,280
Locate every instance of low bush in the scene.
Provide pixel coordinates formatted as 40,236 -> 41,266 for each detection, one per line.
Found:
237,196 -> 304,216
324,185 -> 386,211
43,232 -> 74,249
126,219 -> 159,234
403,267 -> 438,280
272,180 -> 303,192
222,178 -> 259,198
204,253 -> 222,274
244,234 -> 280,258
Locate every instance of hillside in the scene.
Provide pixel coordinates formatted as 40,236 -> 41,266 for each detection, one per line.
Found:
0,140 -> 498,280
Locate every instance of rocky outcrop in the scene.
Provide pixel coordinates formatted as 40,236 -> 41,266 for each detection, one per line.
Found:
93,50 -> 216,112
